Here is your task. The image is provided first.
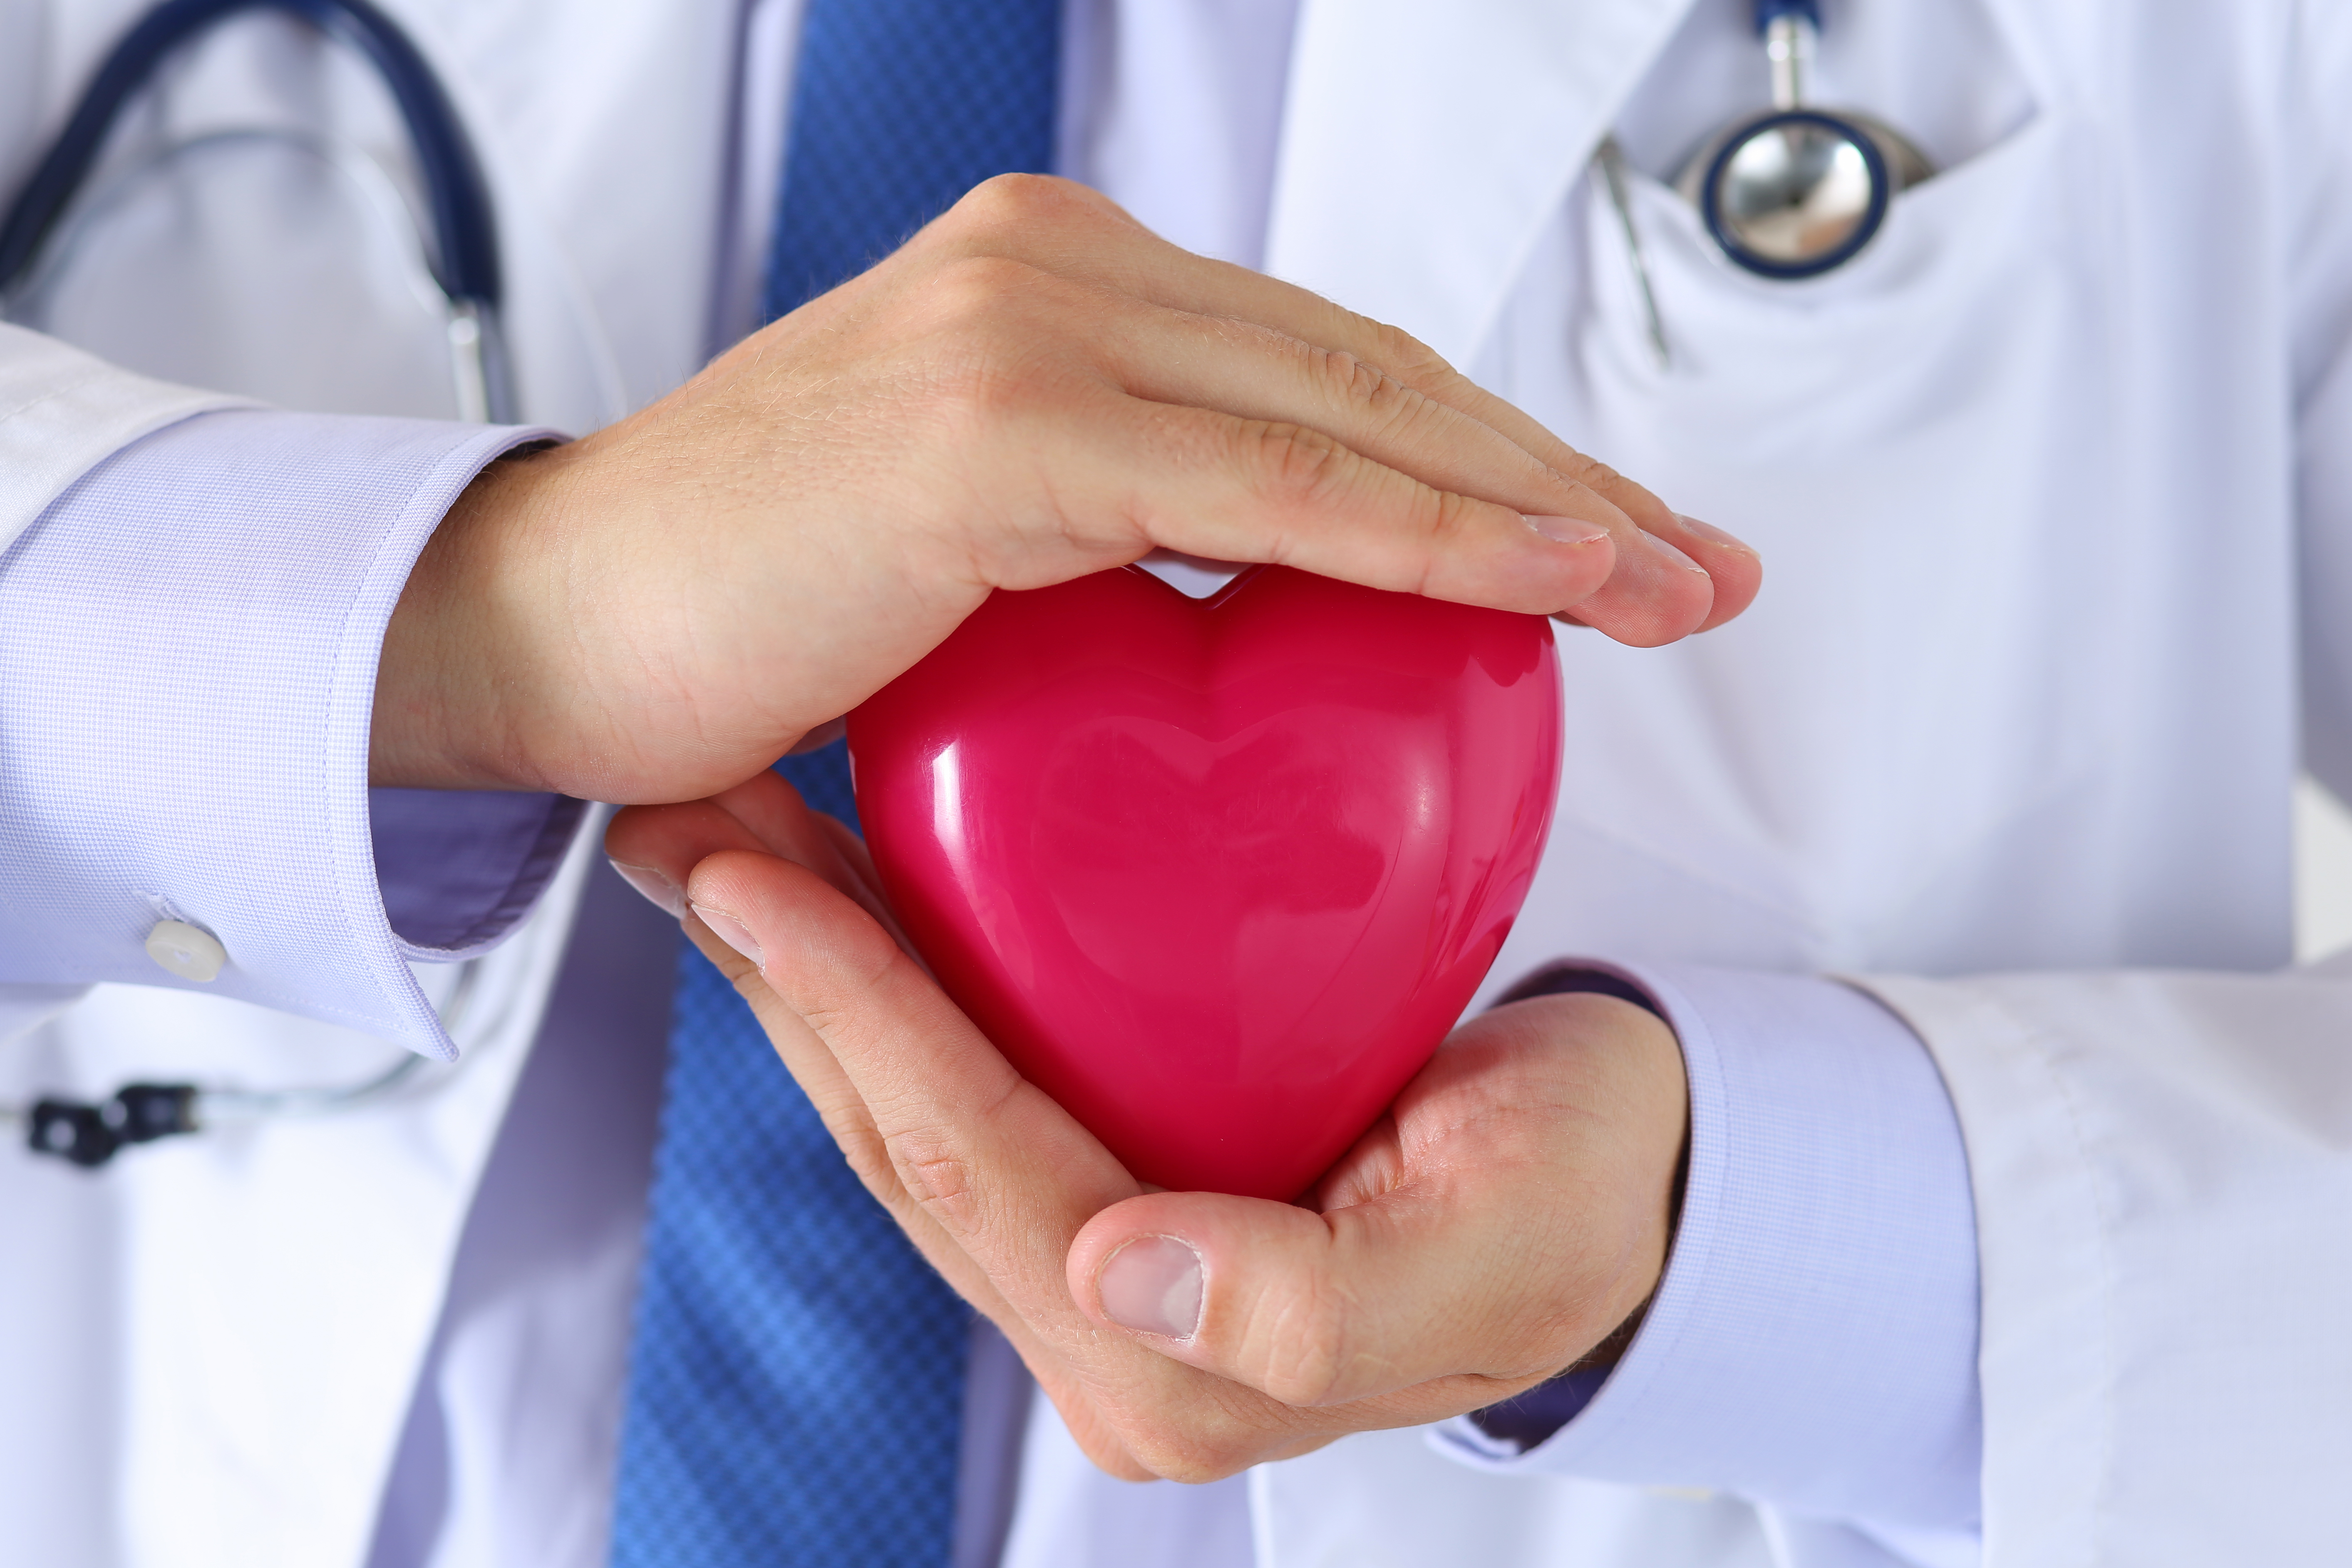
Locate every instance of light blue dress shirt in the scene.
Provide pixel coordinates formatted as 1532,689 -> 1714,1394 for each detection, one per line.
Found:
0,407 -> 563,1054
1442,964 -> 1982,1559
0,405 -> 1985,1560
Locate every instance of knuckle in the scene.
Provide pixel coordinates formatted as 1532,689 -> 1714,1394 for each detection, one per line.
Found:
931,353 -> 1032,432
921,253 -> 1051,334
1149,1446 -> 1247,1485
943,172 -> 1092,244
1363,318 -> 1461,391
884,1126 -> 974,1214
1569,453 -> 1629,494
908,260 -> 1075,427
1241,420 -> 1353,508
1423,487 -> 1484,548
871,1066 -> 1025,1234
788,945 -> 911,1039
1310,347 -> 1417,428
1122,1419 -> 1261,1485
927,357 -> 1062,449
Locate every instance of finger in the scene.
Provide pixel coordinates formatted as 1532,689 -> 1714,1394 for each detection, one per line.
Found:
685,849 -> 1218,1479
1094,305 -> 1618,538
1116,296 -> 1749,640
1067,998 -> 1686,1409
1087,302 -> 1733,639
614,788 -> 1177,1478
682,847 -> 1367,1481
661,841 -> 1173,1476
682,848 -> 1139,1321
990,380 -> 1625,619
1598,509 -> 1760,636
607,794 -> 934,1230
672,896 -> 1136,1437
671,898 -> 1160,1483
675,802 -> 1634,1478
606,772 -> 907,944
938,179 -> 1759,636
605,798 -> 759,918
1098,298 -> 1732,642
1119,254 -> 1763,627
812,811 -> 891,914
1065,1185 -> 1573,1409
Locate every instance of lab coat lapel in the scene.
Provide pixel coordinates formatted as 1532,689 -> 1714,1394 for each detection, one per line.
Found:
1266,0 -> 1696,367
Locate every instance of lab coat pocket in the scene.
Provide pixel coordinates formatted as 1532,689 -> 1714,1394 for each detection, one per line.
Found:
1594,111 -> 2087,448
1491,112 -> 2139,975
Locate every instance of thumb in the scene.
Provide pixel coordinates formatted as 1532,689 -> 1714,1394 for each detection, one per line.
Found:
1065,1183 -> 1588,1410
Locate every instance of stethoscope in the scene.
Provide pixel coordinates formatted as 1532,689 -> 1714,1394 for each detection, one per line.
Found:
0,0 -> 511,1169
0,0 -> 517,423
1,961 -> 485,1169
1596,0 -> 1936,365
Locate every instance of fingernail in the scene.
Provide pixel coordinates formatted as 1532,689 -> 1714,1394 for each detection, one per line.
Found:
1522,513 -> 1613,547
1674,514 -> 1757,556
1644,531 -> 1711,576
690,903 -> 763,970
610,860 -> 685,918
1098,1235 -> 1203,1339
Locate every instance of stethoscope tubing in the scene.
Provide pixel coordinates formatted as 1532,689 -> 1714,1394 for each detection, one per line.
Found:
3,955 -> 484,1169
0,0 -> 526,1166
0,0 -> 501,318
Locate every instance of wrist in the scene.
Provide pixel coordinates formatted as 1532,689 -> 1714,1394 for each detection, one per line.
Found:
371,444 -> 571,790
1494,990 -> 1689,1358
1598,995 -> 1690,1337
1496,966 -> 1692,1336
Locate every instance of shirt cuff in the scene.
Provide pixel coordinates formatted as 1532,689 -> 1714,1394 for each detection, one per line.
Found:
0,407 -> 565,1058
370,788 -> 587,957
1438,962 -> 1984,1538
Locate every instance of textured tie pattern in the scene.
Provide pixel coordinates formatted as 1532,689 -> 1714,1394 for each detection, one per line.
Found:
609,937 -> 971,1566
761,0 -> 1061,321
610,1 -> 1059,1563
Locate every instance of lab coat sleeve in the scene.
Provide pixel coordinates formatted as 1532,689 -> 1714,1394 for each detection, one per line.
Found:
0,323 -> 252,556
0,399 -> 568,1059
1855,960 -> 2352,1566
2292,0 -> 2352,797
1432,965 -> 1984,1555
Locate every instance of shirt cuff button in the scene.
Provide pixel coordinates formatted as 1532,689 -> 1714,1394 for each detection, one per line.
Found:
145,919 -> 227,982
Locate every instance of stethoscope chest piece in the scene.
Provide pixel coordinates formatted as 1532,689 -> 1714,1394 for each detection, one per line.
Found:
1689,109 -> 1890,277
1673,0 -> 1934,280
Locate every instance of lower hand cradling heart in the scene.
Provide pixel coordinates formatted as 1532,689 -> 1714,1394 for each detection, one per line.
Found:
603,564 -> 1689,1481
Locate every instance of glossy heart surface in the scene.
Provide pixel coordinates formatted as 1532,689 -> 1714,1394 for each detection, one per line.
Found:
847,565 -> 1562,1199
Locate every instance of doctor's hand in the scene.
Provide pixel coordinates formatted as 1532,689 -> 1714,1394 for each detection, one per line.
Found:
604,776 -> 1690,1482
374,175 -> 1757,800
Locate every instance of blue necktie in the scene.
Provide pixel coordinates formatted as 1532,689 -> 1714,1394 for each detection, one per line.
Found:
608,3 -> 1058,1565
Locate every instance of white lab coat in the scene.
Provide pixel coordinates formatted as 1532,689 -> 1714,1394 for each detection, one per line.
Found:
3,2 -> 2349,1566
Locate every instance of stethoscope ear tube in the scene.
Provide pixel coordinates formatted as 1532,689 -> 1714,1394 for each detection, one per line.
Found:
0,0 -> 501,328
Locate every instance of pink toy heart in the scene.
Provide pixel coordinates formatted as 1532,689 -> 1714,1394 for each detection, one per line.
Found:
847,565 -> 1561,1199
